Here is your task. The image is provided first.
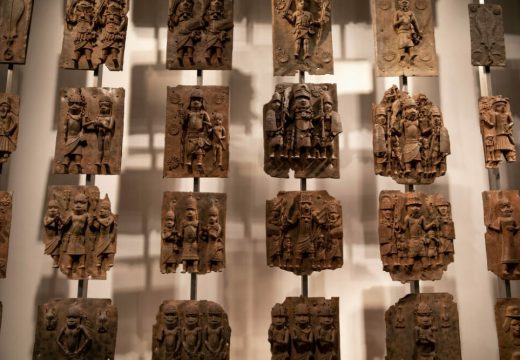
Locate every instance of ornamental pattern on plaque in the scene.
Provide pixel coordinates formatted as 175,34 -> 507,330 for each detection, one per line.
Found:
0,93 -> 20,165
263,83 -> 342,179
483,191 -> 520,281
33,298 -> 118,360
60,0 -> 129,71
53,88 -> 125,175
372,85 -> 450,185
43,186 -> 118,280
272,0 -> 333,76
266,191 -> 343,276
469,4 -> 506,67
160,192 -> 226,274
152,300 -> 231,360
167,0 -> 234,70
496,298 -> 520,360
0,0 -> 33,64
164,85 -> 229,178
269,297 -> 340,360
371,0 -> 438,77
385,293 -> 461,360
0,192 -> 12,279
479,95 -> 516,169
379,191 -> 455,283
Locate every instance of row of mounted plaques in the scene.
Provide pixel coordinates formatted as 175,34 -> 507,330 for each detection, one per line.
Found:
24,295 -> 520,359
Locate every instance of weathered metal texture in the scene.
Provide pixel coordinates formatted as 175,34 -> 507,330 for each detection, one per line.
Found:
496,298 -> 520,360
469,4 -> 506,67
0,192 -> 12,279
0,0 -> 33,64
0,93 -> 20,165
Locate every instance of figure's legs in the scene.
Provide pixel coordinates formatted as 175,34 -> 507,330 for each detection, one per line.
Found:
216,47 -> 223,65
111,48 -> 120,69
416,161 -> 423,174
73,50 -> 81,68
303,38 -> 310,59
85,49 -> 93,69
182,260 -> 188,273
72,155 -> 83,173
104,253 -> 115,270
52,255 -> 60,268
100,48 -> 109,64
294,39 -> 302,59
506,150 -> 516,162
177,48 -> 185,66
187,47 -> 194,65
192,260 -> 199,273
205,48 -> 213,65
404,162 -> 412,174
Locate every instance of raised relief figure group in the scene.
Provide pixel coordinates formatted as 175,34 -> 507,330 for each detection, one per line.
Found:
43,186 -> 117,280
267,191 -> 342,275
373,86 -> 450,185
379,191 -> 455,283
264,83 -> 342,178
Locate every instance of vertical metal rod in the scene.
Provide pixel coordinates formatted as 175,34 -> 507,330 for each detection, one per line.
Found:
191,273 -> 198,300
399,75 -> 408,93
405,184 -> 415,193
410,280 -> 420,294
299,70 -> 305,84
505,280 -> 512,298
77,279 -> 89,298
197,70 -> 203,86
300,178 -> 307,191
5,64 -> 14,93
301,275 -> 309,297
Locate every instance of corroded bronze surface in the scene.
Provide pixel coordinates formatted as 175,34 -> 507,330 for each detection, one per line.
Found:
152,300 -> 231,360
372,0 -> 438,77
483,191 -> 520,280
161,192 -> 226,274
469,4 -> 506,67
0,93 -> 20,165
0,192 -> 12,279
60,0 -> 129,71
263,83 -> 341,179
43,186 -> 117,280
496,298 -> 520,360
373,85 -> 450,185
164,85 -> 229,178
33,298 -> 118,360
269,297 -> 340,360
479,96 -> 515,169
379,191 -> 455,283
272,0 -> 333,76
53,88 -> 125,175
386,293 -> 461,360
0,0 -> 33,64
266,191 -> 343,276
167,0 -> 234,70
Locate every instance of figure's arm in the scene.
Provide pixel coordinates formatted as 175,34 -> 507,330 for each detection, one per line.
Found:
56,329 -> 70,355
74,327 -> 92,355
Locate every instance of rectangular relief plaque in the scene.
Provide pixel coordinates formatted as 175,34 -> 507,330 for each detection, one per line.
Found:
469,4 -> 506,67
0,0 -> 33,64
0,192 -> 12,279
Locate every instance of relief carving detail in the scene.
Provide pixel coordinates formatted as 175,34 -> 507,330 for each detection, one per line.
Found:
0,0 -> 33,64
469,4 -> 506,67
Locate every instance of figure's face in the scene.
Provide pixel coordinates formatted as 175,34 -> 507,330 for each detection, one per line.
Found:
74,200 -> 87,214
208,311 -> 223,329
416,313 -> 432,329
437,205 -> 449,217
399,0 -> 410,11
48,205 -> 59,217
296,313 -> 310,326
216,118 -> 223,126
407,204 -> 421,217
185,311 -> 199,328
98,204 -> 110,218
272,101 -> 281,111
208,214 -> 218,225
324,103 -> 333,113
272,314 -> 286,327
99,101 -> 112,115
296,98 -> 311,109
68,100 -> 84,115
319,314 -> 333,327
512,319 -> 520,338
297,2 -> 304,11
67,315 -> 80,329
186,208 -> 197,220
179,0 -> 193,12
495,103 -> 506,113
382,209 -> 393,221
500,202 -> 514,217
190,98 -> 202,111
0,103 -> 10,118
165,216 -> 175,228
301,201 -> 312,215
328,209 -> 339,223
376,114 -> 386,125
163,309 -> 179,329
404,105 -> 417,120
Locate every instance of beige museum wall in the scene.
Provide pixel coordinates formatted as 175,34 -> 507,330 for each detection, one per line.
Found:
0,0 -> 520,359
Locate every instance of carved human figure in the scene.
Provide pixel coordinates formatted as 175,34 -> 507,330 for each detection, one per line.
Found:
493,98 -> 516,163
182,303 -> 202,358
180,196 -> 200,273
44,305 -> 58,331
373,105 -> 389,175
97,0 -> 127,70
268,304 -> 290,360
65,0 -> 97,69
393,0 -> 422,66
291,302 -> 314,359
203,303 -> 229,359
92,95 -> 115,173
161,204 -> 180,274
56,305 -> 92,358
395,97 -> 422,176
315,303 -> 337,360
211,113 -> 226,169
282,234 -> 293,269
43,200 -> 63,268
97,309 -> 109,333
489,197 -> 520,277
266,92 -> 285,159
480,99 -> 498,167
414,301 -> 437,360
322,201 -> 342,269
428,106 -> 450,176
283,0 -> 318,60
91,195 -> 116,273
63,92 -> 88,174
155,304 -> 182,360
292,84 -> 314,159
313,93 -> 342,160
61,193 -> 90,277
285,193 -> 317,267
268,198 -> 285,267
435,197 -> 455,267
181,89 -> 213,170
0,95 -> 17,163
379,195 -> 397,271
206,200 -> 224,272
169,0 -> 198,66
203,0 -> 229,66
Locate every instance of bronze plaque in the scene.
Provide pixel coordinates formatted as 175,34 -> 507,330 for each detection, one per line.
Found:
272,0 -> 333,76
43,186 -> 118,280
264,83 -> 342,179
167,0 -> 234,70
0,0 -> 33,64
386,293 -> 461,360
164,85 -> 229,178
33,298 -> 118,360
269,297 -> 340,360
0,93 -> 20,165
496,298 -> 520,360
0,192 -> 12,279
266,191 -> 343,276
469,4 -> 506,67
152,300 -> 231,360
372,0 -> 438,77
479,95 -> 515,169
60,0 -> 129,71
373,85 -> 450,185
161,192 -> 226,274
379,191 -> 455,283
483,190 -> 520,280
53,88 -> 125,175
